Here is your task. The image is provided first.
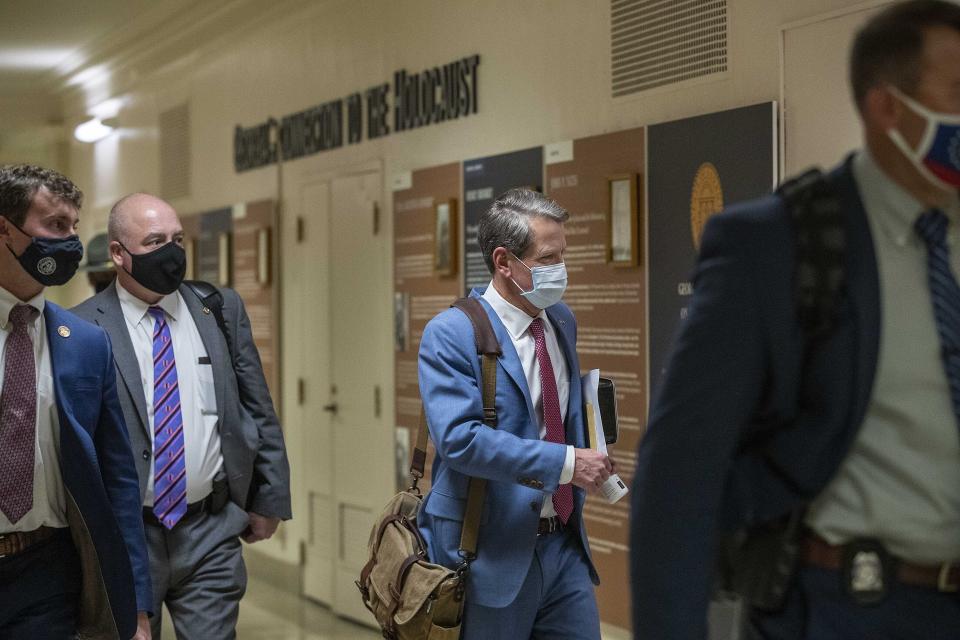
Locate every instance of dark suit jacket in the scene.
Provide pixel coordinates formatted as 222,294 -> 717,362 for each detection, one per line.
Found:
44,301 -> 151,639
630,157 -> 881,638
72,282 -> 292,522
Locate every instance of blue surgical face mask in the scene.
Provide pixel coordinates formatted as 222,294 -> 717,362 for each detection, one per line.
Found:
887,86 -> 960,190
510,252 -> 567,309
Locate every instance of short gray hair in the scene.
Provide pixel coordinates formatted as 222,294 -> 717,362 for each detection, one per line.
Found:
477,188 -> 568,273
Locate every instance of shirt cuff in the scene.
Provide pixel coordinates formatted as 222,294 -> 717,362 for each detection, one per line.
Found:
559,445 -> 575,485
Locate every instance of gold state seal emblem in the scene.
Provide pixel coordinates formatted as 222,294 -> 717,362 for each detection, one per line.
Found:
689,162 -> 724,250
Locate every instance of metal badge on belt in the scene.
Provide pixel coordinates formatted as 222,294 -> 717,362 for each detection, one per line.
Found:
842,539 -> 893,605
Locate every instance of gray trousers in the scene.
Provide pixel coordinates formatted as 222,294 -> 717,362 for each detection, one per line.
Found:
145,501 -> 250,640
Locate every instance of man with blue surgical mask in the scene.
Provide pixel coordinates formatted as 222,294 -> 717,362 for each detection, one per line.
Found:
417,188 -> 611,640
631,2 -> 960,638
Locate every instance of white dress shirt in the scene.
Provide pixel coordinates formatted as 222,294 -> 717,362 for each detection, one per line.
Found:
482,282 -> 576,518
0,285 -> 66,532
116,281 -> 222,506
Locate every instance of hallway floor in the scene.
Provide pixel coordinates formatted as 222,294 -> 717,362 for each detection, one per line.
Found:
160,577 -> 381,639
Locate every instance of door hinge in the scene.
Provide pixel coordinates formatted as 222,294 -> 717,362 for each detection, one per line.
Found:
374,384 -> 381,418
298,377 -> 305,405
372,202 -> 380,236
296,216 -> 305,243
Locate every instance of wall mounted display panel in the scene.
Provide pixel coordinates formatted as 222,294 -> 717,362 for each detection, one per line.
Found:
546,127 -> 646,634
393,163 -> 462,493
462,147 -> 543,292
647,103 -> 777,394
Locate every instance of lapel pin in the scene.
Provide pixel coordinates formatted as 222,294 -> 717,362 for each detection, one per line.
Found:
58,325 -> 71,338
202,307 -> 211,315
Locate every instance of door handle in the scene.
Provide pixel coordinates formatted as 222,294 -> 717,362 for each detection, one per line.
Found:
322,402 -> 339,415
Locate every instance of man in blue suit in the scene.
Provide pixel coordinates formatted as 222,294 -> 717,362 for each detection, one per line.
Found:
418,188 -> 613,639
632,2 -> 960,638
0,164 -> 151,639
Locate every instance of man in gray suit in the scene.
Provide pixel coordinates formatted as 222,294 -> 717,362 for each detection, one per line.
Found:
73,193 -> 292,639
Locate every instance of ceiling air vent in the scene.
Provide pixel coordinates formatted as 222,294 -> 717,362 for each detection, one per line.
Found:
612,0 -> 728,97
159,103 -> 190,200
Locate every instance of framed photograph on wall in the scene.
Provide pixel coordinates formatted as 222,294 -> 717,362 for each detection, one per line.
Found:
608,173 -> 640,266
434,198 -> 458,277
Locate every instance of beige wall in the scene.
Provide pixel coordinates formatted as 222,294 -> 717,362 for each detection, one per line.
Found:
54,0 -> 878,571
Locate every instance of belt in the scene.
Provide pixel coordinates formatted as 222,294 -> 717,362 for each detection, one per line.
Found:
537,516 -> 565,536
803,534 -> 960,593
143,493 -> 214,528
0,526 -> 59,559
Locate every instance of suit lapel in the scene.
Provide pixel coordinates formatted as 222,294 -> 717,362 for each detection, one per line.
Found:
835,155 -> 881,422
546,306 -> 583,447
92,283 -> 150,436
179,284 -> 227,423
471,292 -> 539,433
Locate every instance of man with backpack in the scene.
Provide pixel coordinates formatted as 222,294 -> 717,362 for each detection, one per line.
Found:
631,2 -> 960,638
418,188 -> 612,639
72,193 -> 291,639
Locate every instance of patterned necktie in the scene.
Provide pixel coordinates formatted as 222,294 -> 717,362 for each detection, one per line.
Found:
149,306 -> 187,529
915,209 -> 960,423
0,304 -> 38,524
529,317 -> 574,523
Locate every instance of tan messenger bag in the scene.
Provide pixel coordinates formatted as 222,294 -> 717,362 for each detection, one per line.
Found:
356,297 -> 501,639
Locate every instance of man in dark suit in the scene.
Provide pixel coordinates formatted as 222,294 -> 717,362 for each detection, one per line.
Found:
73,193 -> 291,639
631,2 -> 960,638
0,164 -> 151,639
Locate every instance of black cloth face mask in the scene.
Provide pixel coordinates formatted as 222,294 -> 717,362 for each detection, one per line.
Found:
3,218 -> 84,287
120,241 -> 187,296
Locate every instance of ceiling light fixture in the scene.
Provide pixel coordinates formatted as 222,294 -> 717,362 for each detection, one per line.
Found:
74,117 -> 118,143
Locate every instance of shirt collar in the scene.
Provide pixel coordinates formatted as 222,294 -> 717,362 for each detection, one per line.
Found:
480,281 -> 547,341
854,148 -> 960,247
116,279 -> 181,327
0,284 -> 45,331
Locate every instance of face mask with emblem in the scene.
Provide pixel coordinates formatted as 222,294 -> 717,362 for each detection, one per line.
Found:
509,252 -> 568,309
887,85 -> 960,190
3,216 -> 84,286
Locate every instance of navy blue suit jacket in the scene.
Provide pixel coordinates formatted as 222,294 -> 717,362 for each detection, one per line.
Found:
417,289 -> 598,608
46,301 -> 151,639
630,157 -> 881,638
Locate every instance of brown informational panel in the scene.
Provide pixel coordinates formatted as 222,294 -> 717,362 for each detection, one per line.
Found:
181,200 -> 281,410
393,164 -> 462,493
546,128 -> 647,633
231,200 -> 280,405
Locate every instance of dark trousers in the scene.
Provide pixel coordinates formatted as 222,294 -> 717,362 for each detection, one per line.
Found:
0,529 -> 81,640
748,566 -> 960,640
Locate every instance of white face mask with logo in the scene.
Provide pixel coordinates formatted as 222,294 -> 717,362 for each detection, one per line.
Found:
887,85 -> 960,190
509,252 -> 567,309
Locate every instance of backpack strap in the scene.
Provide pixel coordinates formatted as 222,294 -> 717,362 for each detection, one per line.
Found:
777,168 -> 846,345
182,280 -> 236,364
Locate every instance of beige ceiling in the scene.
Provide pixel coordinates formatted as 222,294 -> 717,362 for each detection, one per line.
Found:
0,0 -> 196,98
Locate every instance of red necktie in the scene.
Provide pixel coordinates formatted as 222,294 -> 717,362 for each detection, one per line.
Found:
528,318 -> 573,523
0,304 -> 38,524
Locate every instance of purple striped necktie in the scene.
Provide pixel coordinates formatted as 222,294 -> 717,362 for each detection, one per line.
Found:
149,306 -> 187,529
0,304 -> 39,523
529,317 -> 574,523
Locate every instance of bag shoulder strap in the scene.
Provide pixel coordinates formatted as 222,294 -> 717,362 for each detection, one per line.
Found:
182,280 -> 236,363
777,168 -> 846,346
408,296 -> 501,564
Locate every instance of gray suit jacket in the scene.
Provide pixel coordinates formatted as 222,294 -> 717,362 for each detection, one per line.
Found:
72,281 -> 292,520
